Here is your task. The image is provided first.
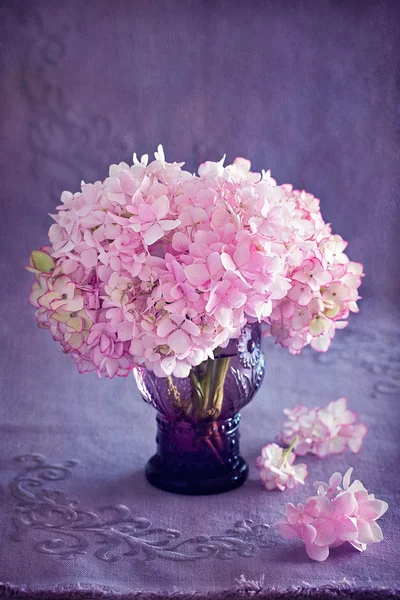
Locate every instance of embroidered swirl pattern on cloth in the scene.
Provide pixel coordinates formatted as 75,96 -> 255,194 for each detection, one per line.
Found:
8,454 -> 272,562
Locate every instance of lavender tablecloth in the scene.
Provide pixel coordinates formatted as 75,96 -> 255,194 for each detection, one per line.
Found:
1,1 -> 400,598
0,301 -> 399,599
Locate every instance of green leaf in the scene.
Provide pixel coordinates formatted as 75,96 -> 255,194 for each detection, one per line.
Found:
30,250 -> 55,273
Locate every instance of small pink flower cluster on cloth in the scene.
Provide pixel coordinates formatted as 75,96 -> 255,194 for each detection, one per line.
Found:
280,397 -> 368,458
275,468 -> 388,561
255,441 -> 308,491
27,146 -> 363,378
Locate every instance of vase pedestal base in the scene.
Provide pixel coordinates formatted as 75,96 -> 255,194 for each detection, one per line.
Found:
145,455 -> 249,495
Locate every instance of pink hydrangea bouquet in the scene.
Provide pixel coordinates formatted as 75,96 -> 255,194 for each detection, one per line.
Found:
27,145 -> 363,382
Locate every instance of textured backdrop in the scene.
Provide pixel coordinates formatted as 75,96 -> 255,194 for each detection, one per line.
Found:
1,0 -> 399,301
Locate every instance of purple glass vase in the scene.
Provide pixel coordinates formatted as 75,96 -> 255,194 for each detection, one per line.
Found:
133,323 -> 265,495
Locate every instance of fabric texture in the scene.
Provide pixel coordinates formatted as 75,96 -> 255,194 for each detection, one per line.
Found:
1,583 -> 400,600
0,1 -> 399,598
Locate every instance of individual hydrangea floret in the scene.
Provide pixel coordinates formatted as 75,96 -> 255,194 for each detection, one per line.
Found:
255,440 -> 308,491
27,146 -> 364,378
280,397 -> 368,458
275,468 -> 388,561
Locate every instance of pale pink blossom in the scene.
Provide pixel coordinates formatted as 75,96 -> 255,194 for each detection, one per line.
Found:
27,146 -> 364,378
280,398 -> 367,458
156,314 -> 201,355
322,235 -> 349,265
104,164 -> 138,205
275,468 -> 388,561
38,274 -> 84,313
291,258 -> 333,292
205,272 -> 250,329
314,471 -> 344,499
255,442 -> 308,491
127,195 -> 181,246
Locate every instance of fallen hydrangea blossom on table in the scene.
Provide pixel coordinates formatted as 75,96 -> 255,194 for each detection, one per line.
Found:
280,397 -> 368,458
255,440 -> 308,491
27,145 -> 364,379
275,468 -> 388,561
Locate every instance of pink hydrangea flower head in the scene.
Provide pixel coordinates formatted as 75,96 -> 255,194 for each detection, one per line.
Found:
255,440 -> 308,491
26,146 -> 364,378
280,398 -> 367,458
275,468 -> 388,561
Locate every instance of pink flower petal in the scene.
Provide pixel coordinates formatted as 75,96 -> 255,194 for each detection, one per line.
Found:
157,317 -> 176,338
118,321 -> 134,342
342,468 -> 353,491
161,355 -> 176,376
87,326 -> 103,347
184,263 -> 210,287
313,519 -> 337,546
138,204 -> 155,222
62,259 -> 79,275
334,516 -> 358,541
173,360 -> 191,378
334,492 -> 357,518
172,232 -> 190,252
29,284 -> 45,307
38,291 -> 60,309
274,521 -> 298,539
100,334 -> 111,354
168,329 -> 191,354
227,287 -> 247,308
233,243 -> 251,267
357,520 -> 384,544
305,543 -> 330,562
160,219 -> 180,231
181,319 -> 201,337
329,472 -> 343,489
152,194 -> 170,219
143,222 -> 164,246
300,523 -> 317,544
81,249 -> 98,268
348,423 -> 368,453
67,295 -> 85,312
221,252 -> 237,271
106,359 -> 119,378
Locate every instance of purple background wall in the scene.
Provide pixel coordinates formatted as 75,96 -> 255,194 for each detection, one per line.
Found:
1,0 -> 399,303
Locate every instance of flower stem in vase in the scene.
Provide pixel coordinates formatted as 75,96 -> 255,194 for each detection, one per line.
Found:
208,356 -> 231,453
189,369 -> 205,417
166,356 -> 233,464
202,358 -> 214,415
166,375 -> 187,413
211,357 -> 231,417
